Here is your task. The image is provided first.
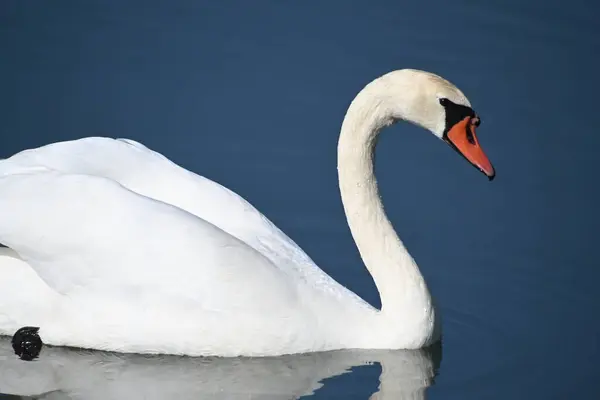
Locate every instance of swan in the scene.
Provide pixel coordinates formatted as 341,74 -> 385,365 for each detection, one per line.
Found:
0,69 -> 495,357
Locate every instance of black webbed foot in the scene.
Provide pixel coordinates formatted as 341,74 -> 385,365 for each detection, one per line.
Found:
12,326 -> 43,361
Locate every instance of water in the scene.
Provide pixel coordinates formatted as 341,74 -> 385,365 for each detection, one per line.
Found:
0,0 -> 598,398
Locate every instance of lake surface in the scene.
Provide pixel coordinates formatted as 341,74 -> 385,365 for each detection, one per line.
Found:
1,0 -> 599,398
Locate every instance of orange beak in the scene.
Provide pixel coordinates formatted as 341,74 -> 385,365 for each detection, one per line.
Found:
445,117 -> 495,180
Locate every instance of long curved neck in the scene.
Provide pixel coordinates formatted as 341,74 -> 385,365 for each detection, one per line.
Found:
337,82 -> 432,317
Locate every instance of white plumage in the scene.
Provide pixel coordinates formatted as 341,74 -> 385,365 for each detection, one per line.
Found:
0,69 -> 486,356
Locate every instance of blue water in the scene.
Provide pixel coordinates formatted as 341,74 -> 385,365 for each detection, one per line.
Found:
1,0 -> 599,398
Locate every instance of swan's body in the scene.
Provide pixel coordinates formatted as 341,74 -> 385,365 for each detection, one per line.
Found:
0,69 -> 494,356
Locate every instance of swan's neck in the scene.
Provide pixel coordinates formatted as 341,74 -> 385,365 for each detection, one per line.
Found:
337,83 -> 433,323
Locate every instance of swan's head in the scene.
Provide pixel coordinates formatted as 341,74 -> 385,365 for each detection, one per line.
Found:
377,69 -> 495,180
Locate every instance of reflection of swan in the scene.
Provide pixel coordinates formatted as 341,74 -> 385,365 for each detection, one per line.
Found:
0,69 -> 494,356
0,339 -> 441,400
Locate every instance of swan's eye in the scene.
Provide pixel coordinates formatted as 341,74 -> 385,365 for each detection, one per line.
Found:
471,116 -> 481,127
439,98 -> 449,106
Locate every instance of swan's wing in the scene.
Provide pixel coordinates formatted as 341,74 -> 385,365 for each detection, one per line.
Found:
0,137 -> 339,290
0,170 -> 300,315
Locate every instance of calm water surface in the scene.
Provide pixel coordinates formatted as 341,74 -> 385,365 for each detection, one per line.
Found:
1,1 -> 599,399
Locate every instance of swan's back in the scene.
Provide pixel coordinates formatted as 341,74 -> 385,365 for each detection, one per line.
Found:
0,137 -> 339,289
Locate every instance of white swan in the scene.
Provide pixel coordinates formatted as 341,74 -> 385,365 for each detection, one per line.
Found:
0,69 -> 494,357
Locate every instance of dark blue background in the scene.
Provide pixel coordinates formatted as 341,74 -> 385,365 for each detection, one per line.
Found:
1,1 -> 599,398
